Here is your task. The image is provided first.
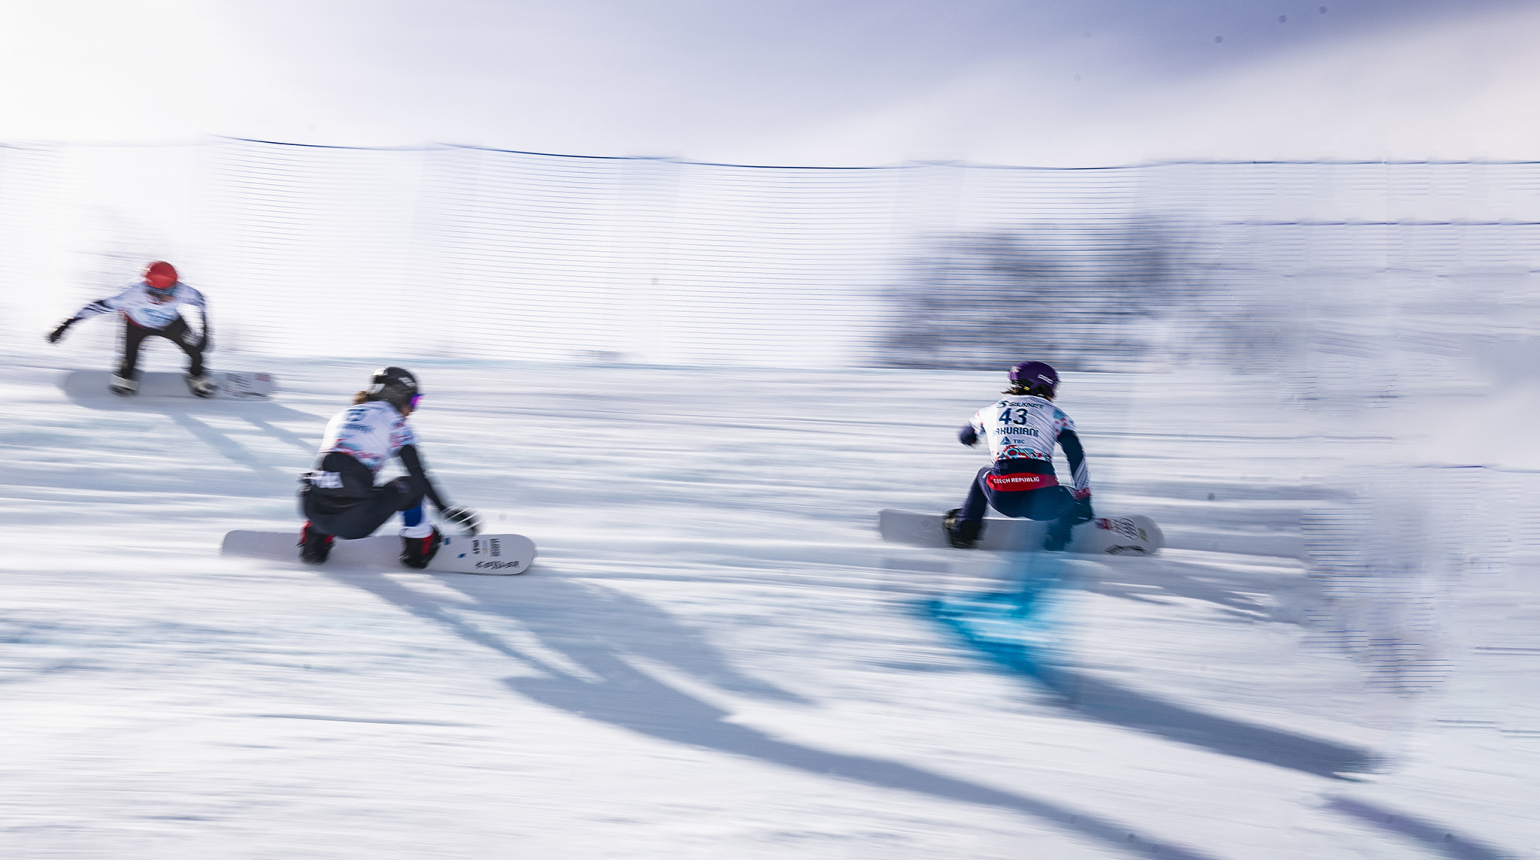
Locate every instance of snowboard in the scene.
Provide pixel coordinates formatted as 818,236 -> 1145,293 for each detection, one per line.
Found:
63,370 -> 276,399
221,530 -> 537,575
878,509 -> 1164,555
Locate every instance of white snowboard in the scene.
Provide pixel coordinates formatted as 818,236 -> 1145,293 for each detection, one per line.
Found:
221,530 -> 537,575
878,509 -> 1164,555
63,370 -> 276,399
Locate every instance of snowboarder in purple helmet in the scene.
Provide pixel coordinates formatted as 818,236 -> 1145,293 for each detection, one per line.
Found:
944,360 -> 1094,550
297,367 -> 481,568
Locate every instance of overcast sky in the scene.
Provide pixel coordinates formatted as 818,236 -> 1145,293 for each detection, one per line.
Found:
0,0 -> 1535,166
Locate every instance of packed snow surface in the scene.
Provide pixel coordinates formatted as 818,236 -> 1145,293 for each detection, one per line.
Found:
2,349 -> 1536,859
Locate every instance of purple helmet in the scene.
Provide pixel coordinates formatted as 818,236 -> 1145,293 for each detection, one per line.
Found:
1009,360 -> 1058,395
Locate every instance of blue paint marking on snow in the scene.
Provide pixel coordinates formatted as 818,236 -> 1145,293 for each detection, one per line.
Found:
924,552 -> 1075,682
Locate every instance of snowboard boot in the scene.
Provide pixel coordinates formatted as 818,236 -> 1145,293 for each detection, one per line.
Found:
109,374 -> 138,396
943,508 -> 983,549
299,522 -> 334,564
1043,519 -> 1074,552
186,373 -> 217,398
400,528 -> 442,569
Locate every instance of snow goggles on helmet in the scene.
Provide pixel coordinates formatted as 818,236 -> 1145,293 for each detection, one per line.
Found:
409,394 -> 423,411
147,286 -> 176,303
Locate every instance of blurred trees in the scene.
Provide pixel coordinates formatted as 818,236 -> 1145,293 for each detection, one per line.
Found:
878,218 -> 1207,371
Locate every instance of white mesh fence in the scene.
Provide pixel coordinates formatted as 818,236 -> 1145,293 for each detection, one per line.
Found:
2,141 -> 1537,375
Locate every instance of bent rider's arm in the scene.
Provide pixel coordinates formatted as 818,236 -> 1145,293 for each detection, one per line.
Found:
397,444 -> 449,510
69,288 -> 134,323
184,287 -> 212,340
1058,429 -> 1091,498
49,289 -> 132,342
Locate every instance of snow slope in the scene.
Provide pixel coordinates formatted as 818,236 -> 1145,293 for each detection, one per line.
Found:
2,348 -> 1535,859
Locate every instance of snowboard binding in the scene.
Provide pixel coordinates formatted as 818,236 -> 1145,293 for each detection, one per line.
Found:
299,522 -> 334,564
109,374 -> 138,396
943,508 -> 983,549
186,373 -> 217,398
400,528 -> 443,569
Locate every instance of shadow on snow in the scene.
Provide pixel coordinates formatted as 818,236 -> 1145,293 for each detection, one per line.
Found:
924,563 -> 1374,780
1327,797 -> 1518,860
320,569 -> 1228,860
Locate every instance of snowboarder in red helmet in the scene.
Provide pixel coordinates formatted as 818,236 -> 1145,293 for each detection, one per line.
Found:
47,261 -> 215,397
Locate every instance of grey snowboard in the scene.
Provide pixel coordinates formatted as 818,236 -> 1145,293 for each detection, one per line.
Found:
222,530 -> 536,574
64,370 -> 276,400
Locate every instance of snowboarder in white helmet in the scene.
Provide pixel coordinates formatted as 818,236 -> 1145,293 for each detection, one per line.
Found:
945,360 -> 1095,551
297,367 -> 481,569
47,261 -> 215,397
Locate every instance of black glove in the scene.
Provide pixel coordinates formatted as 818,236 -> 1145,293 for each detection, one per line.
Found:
958,425 -> 979,447
47,319 -> 75,344
1069,493 -> 1094,524
181,326 -> 212,353
440,505 -> 481,535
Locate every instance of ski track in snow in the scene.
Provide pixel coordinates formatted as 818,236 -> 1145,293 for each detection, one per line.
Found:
1,348 -> 1536,859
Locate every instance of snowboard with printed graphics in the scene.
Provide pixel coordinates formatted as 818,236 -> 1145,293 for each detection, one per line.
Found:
63,370 -> 276,399
221,530 -> 536,574
879,509 -> 1163,555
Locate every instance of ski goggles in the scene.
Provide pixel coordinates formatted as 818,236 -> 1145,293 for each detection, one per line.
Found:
410,394 -> 423,411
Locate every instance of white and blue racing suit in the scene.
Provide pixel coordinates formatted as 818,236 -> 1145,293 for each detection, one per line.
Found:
62,281 -> 212,378
955,394 -> 1094,542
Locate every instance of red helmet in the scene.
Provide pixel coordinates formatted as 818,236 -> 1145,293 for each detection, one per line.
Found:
144,261 -> 178,290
